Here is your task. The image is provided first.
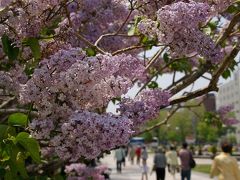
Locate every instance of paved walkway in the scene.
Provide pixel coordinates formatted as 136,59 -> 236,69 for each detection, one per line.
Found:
101,153 -> 216,180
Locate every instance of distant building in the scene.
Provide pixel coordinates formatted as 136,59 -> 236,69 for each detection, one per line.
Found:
216,69 -> 240,142
203,93 -> 216,112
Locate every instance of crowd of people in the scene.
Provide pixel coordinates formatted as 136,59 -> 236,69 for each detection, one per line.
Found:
114,140 -> 240,180
115,143 -> 194,180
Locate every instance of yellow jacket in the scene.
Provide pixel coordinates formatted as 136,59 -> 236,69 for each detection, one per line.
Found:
210,152 -> 240,180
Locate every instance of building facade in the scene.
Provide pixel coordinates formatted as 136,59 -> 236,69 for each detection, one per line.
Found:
216,69 -> 240,142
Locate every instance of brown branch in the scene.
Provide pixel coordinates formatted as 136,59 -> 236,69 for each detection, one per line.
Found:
94,8 -> 134,46
112,45 -> 146,55
170,85 -> 218,106
145,47 -> 167,71
217,12 -> 240,45
137,107 -> 179,135
0,96 -> 15,109
169,63 -> 212,95
211,45 -> 240,85
169,44 -> 240,106
134,47 -> 167,96
74,32 -> 106,54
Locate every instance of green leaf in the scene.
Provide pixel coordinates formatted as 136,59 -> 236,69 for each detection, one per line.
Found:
85,48 -> 96,57
0,149 -> 10,162
208,21 -> 218,31
140,36 -> 157,49
0,125 -> 16,140
8,113 -> 28,127
16,132 -> 41,163
222,69 -> 231,79
23,38 -> 41,60
128,16 -> 142,36
163,53 -> 169,63
16,152 -> 28,179
147,81 -> 158,89
1,34 -> 19,61
170,58 -> 191,73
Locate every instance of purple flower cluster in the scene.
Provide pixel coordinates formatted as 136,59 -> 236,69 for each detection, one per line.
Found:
156,1 -> 223,64
19,47 -> 147,160
65,163 -> 107,180
0,65 -> 27,94
199,0 -> 234,12
57,0 -> 137,52
118,89 -> 171,131
0,0 -> 12,8
137,19 -> 159,38
0,1 -> 60,39
51,111 -> 133,160
20,47 -> 146,113
135,0 -> 176,18
218,105 -> 239,126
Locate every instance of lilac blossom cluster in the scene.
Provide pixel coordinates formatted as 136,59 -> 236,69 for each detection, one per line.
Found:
0,0 -> 12,8
199,0 -> 234,12
135,0 -> 177,18
57,0 -> 138,52
217,105 -> 239,126
65,163 -> 107,180
137,19 -> 159,38
118,89 -> 171,131
50,111 -> 133,160
0,0 -> 61,39
156,1 -> 223,64
19,47 -> 147,160
20,47 -> 147,113
0,65 -> 27,94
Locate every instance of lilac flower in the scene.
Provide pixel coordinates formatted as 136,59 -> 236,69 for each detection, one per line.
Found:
118,89 -> 171,131
65,163 -> 107,180
51,111 -> 133,160
217,105 -> 239,126
156,1 -> 223,64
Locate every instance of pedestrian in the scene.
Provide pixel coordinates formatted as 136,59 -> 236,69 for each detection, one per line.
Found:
122,146 -> 127,167
166,146 -> 179,179
141,146 -> 148,164
115,147 -> 125,173
179,142 -> 193,180
210,140 -> 240,180
153,148 -> 167,180
129,145 -> 135,165
135,145 -> 142,165
141,159 -> 149,180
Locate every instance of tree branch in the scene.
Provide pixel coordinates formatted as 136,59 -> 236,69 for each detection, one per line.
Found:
137,106 -> 179,135
217,12 -> 240,45
0,96 -> 16,109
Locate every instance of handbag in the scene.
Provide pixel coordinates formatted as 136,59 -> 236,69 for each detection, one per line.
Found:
189,152 -> 196,168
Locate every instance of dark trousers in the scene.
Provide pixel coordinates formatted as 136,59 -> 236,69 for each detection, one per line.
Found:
116,160 -> 122,172
156,167 -> 165,180
181,169 -> 191,180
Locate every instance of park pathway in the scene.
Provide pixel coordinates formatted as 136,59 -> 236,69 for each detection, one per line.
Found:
101,153 -> 216,180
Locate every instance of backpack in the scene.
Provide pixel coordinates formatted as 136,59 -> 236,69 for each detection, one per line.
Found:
189,152 -> 196,168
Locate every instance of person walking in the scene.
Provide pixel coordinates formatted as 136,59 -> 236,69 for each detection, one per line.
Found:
179,142 -> 192,180
141,159 -> 149,180
141,146 -> 148,163
135,145 -> 142,165
210,140 -> 240,180
153,148 -> 167,180
166,146 -> 179,179
129,145 -> 135,165
115,147 -> 125,173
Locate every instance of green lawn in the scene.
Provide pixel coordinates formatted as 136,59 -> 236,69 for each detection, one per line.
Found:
193,164 -> 211,174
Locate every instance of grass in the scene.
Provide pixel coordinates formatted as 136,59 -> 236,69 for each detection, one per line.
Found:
193,164 -> 211,174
